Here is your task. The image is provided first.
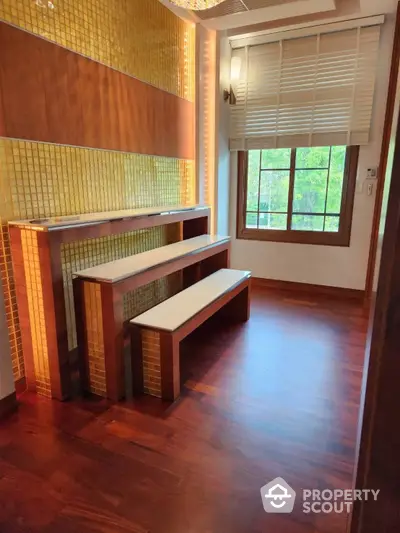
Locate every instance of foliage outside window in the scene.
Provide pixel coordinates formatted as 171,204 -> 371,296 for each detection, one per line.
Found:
237,146 -> 359,246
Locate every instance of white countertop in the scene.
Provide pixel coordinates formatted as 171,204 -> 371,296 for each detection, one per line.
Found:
130,269 -> 251,332
74,234 -> 230,283
8,205 -> 209,231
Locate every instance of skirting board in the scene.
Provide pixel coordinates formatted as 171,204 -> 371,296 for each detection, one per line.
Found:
251,277 -> 365,301
0,391 -> 17,420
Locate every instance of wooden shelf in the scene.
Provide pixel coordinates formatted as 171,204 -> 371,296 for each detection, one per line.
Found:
9,205 -> 207,232
75,235 -> 230,283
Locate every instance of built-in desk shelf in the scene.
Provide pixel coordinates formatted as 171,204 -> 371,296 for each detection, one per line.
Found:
9,204 -> 211,400
9,205 -> 207,232
75,235 -> 230,283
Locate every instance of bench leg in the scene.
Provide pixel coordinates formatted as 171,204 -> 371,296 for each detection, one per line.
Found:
101,285 -> 125,401
160,332 -> 181,401
130,325 -> 144,396
221,285 -> 250,323
73,278 -> 89,394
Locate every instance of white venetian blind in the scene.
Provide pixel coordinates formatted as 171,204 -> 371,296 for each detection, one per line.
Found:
230,24 -> 381,151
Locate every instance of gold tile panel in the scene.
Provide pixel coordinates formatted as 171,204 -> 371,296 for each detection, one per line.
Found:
81,273 -> 180,397
142,329 -> 162,398
0,138 -> 195,381
62,227 -> 182,351
20,230 -> 51,396
0,140 -> 195,220
0,224 -> 23,380
0,0 -> 196,101
83,281 -> 106,396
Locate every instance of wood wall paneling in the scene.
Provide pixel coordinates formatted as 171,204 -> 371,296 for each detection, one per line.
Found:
0,21 -> 195,160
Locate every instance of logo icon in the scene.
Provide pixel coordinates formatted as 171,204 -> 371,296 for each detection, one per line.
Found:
260,477 -> 296,513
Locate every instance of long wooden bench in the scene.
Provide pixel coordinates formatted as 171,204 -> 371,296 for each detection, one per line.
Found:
73,235 -> 231,400
130,268 -> 251,401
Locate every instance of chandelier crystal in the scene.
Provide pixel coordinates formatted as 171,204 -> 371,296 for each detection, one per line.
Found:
169,0 -> 226,10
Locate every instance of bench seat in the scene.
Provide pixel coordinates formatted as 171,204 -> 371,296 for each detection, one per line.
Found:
130,268 -> 251,400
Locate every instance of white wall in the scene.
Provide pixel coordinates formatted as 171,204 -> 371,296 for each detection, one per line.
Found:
215,35 -> 231,236
0,279 -> 15,400
227,16 -> 396,290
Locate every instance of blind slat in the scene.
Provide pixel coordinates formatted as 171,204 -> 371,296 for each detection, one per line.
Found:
230,25 -> 381,150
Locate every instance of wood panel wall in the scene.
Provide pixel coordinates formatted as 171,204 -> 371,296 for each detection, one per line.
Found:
0,21 -> 195,160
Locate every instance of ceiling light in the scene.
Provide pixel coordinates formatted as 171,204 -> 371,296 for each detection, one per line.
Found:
169,0 -> 227,10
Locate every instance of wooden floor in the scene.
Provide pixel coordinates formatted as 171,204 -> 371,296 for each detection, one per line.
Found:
0,287 -> 369,533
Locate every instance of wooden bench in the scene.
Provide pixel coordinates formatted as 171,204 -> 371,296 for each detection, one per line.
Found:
130,268 -> 251,401
73,234 -> 231,400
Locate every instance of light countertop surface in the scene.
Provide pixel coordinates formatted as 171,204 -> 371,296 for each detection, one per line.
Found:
8,205 -> 209,231
74,234 -> 230,283
131,269 -> 251,332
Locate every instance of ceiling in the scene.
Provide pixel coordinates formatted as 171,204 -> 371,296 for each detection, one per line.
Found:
162,0 -> 337,30
161,0 -> 397,33
195,0 -> 295,20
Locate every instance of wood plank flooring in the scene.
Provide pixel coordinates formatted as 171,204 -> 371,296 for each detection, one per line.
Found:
0,287 -> 369,533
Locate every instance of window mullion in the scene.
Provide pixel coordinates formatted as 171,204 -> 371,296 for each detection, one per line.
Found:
287,148 -> 296,230
322,147 -> 332,231
257,150 -> 262,228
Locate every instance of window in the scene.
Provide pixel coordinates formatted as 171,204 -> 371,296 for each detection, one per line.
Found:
237,146 -> 359,246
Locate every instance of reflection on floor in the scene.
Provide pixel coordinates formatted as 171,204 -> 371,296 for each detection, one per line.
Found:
0,286 -> 368,533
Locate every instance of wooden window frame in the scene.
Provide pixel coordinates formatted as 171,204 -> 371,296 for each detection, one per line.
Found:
237,146 -> 359,247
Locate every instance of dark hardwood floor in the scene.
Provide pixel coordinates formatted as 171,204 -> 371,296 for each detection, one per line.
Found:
0,287 -> 369,533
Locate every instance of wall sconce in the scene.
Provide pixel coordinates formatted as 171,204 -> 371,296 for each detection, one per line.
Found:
224,56 -> 242,105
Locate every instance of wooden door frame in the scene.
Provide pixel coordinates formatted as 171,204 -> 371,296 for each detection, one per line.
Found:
349,9 -> 400,530
365,2 -> 400,297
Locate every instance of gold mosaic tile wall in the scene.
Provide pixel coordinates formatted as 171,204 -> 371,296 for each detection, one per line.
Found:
0,0 -> 195,101
0,224 -> 22,380
0,0 -> 197,386
82,274 -> 180,397
0,139 -> 195,381
20,230 -> 51,396
61,227 -> 181,351
0,141 -> 195,220
142,330 -> 162,398
83,282 -> 106,397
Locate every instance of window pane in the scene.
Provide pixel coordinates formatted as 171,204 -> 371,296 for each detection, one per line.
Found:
293,170 -> 328,214
326,146 -> 346,213
246,212 -> 258,229
295,146 -> 330,169
259,213 -> 287,230
246,150 -> 261,211
261,148 -> 291,169
292,215 -> 324,231
324,216 -> 340,232
259,171 -> 289,212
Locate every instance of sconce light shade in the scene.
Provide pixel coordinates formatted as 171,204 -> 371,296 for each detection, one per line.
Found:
231,56 -> 242,82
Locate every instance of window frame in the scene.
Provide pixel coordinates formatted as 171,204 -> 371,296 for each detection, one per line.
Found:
237,146 -> 359,247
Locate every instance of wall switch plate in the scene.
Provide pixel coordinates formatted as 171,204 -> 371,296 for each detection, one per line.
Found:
367,183 -> 374,196
367,167 -> 378,179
